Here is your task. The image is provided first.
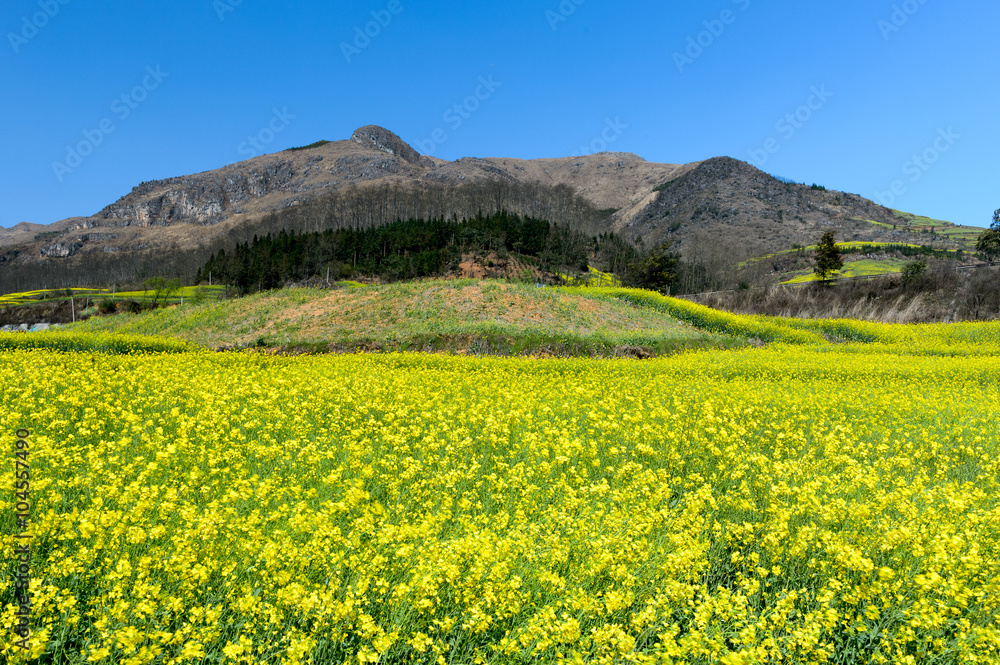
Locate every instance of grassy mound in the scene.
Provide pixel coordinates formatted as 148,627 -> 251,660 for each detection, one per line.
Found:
65,280 -> 739,358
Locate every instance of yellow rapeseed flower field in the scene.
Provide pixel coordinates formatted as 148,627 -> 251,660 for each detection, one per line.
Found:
1,321 -> 999,663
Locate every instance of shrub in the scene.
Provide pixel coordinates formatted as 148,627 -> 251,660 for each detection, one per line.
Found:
97,299 -> 117,315
516,269 -> 535,284
901,260 -> 927,284
814,231 -> 844,281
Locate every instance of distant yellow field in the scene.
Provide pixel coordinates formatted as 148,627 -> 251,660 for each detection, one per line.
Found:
0,286 -> 226,307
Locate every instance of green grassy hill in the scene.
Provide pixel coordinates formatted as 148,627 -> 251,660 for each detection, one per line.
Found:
739,241 -> 973,285
65,280 -> 741,358
24,277 -> 1000,358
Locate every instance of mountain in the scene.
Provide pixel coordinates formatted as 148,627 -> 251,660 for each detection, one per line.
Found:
0,125 -> 980,292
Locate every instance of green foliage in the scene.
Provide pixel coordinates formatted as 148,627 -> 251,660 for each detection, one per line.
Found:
68,281 -> 730,357
515,269 -> 536,284
625,242 -> 679,294
97,299 -> 117,315
814,231 -> 844,281
143,277 -> 181,305
901,260 -> 927,283
838,243 -> 954,259
653,180 -> 676,193
201,212 -> 628,295
810,183 -> 827,191
286,140 -> 332,151
975,209 -> 1000,262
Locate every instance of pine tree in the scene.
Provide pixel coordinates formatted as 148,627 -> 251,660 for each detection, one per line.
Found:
813,231 -> 844,281
975,209 -> 1000,263
627,242 -> 679,294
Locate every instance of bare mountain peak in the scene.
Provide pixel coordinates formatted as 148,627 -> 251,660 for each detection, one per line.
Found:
588,151 -> 646,162
4,129 -> 969,280
693,156 -> 758,175
350,125 -> 423,165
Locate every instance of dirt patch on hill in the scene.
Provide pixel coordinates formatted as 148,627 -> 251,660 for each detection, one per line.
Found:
243,280 -> 696,344
0,300 -> 78,325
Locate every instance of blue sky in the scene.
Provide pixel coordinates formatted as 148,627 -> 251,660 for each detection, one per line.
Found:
2,0 -> 997,228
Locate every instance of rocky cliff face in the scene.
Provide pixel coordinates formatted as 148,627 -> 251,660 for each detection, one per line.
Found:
98,160 -> 298,227
2,126 -> 975,292
350,125 -> 428,166
621,156 -> 917,255
89,128 -> 438,231
40,241 -> 83,258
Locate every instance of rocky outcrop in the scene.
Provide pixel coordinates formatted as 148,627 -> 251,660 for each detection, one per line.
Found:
350,125 -> 426,165
4,127 -> 973,298
98,161 -> 297,227
623,156 -> 909,254
41,241 -> 82,257
332,154 -> 406,181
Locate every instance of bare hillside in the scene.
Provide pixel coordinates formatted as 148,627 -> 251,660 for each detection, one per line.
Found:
0,125 -> 981,292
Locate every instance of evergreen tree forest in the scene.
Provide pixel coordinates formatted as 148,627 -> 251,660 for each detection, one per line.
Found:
0,179 -> 617,294
197,211 -> 641,295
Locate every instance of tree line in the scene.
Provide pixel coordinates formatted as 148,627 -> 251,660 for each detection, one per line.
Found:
0,179 -> 619,294
977,210 -> 1000,262
197,212 -> 645,294
232,179 -> 616,242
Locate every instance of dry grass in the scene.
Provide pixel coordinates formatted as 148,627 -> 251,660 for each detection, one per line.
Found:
691,266 -> 1000,323
66,279 -> 733,358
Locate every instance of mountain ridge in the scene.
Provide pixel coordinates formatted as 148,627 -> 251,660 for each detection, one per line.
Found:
0,125 -> 981,292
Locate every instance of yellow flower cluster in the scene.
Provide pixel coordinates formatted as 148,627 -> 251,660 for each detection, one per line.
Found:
1,328 -> 999,663
0,331 -> 196,355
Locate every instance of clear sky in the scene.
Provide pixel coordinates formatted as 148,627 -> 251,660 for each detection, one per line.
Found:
2,0 -> 997,229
